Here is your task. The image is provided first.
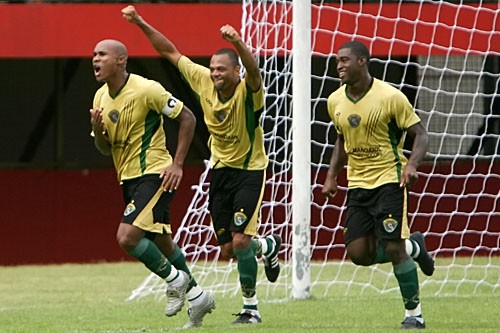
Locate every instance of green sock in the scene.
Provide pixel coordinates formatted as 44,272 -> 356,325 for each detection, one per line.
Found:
168,244 -> 196,289
234,245 -> 258,298
251,239 -> 262,256
251,237 -> 274,257
394,258 -> 420,310
371,239 -> 390,264
129,238 -> 172,279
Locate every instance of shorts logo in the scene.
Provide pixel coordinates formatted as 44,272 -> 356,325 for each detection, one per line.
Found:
348,114 -> 361,128
234,211 -> 248,226
383,218 -> 398,233
217,228 -> 226,237
123,202 -> 136,216
108,110 -> 120,123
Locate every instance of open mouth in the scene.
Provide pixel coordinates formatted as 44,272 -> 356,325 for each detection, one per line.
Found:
94,65 -> 101,76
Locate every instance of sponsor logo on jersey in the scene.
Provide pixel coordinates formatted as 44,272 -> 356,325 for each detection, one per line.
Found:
123,202 -> 136,216
348,114 -> 361,128
383,217 -> 398,233
234,211 -> 248,226
108,110 -> 120,123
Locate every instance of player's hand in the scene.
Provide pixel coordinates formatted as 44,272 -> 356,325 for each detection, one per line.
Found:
89,107 -> 106,135
220,25 -> 241,43
160,163 -> 183,193
322,177 -> 339,199
122,5 -> 142,24
400,164 -> 418,187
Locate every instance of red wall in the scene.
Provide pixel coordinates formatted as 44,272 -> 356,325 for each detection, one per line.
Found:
0,167 -> 205,265
1,161 -> 498,265
1,3 -> 498,58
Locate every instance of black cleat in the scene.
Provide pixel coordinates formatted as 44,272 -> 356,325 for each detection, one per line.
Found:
410,232 -> 435,276
232,309 -> 262,324
401,316 -> 426,329
263,234 -> 282,283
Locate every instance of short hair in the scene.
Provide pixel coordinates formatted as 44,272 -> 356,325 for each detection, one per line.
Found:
338,41 -> 370,62
213,48 -> 240,68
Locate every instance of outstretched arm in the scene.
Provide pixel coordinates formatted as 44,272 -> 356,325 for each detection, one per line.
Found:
220,25 -> 261,92
401,122 -> 428,187
122,5 -> 182,66
322,134 -> 348,199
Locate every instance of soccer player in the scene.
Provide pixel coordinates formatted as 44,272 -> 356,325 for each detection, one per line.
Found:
321,41 -> 434,330
122,6 -> 282,324
89,39 -> 215,329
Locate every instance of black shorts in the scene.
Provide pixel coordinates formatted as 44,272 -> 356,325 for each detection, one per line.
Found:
343,183 -> 410,245
208,167 -> 265,245
121,174 -> 175,234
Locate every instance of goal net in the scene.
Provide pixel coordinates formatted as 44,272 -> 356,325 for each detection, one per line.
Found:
129,0 -> 500,301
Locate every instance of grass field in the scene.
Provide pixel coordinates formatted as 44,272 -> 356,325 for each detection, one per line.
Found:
1,260 -> 498,333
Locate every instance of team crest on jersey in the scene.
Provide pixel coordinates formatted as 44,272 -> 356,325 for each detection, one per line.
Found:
383,217 -> 398,233
214,110 -> 228,123
348,114 -> 361,128
234,211 -> 248,226
123,202 -> 136,216
108,110 -> 120,123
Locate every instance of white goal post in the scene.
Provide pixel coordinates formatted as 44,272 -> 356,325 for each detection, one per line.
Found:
129,0 -> 500,302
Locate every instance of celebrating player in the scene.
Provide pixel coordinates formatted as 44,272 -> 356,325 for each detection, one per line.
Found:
89,39 -> 215,329
122,5 -> 282,325
322,41 -> 434,329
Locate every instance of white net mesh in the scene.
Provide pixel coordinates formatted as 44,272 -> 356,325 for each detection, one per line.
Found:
129,0 -> 500,301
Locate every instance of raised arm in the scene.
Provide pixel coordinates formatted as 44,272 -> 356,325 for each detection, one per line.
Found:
322,134 -> 348,199
220,25 -> 261,92
122,6 -> 182,67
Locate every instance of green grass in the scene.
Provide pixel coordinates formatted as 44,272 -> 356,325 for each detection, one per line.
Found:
1,261 -> 498,332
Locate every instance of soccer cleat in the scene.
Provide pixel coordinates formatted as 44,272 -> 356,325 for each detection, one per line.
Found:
401,316 -> 426,329
183,292 -> 216,329
263,234 -> 282,283
410,232 -> 435,276
165,271 -> 190,317
232,309 -> 262,324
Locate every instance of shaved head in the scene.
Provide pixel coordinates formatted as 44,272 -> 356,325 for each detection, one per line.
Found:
95,39 -> 128,59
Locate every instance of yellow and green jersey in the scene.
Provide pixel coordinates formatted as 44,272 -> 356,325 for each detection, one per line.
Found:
327,78 -> 421,189
177,56 -> 268,170
92,74 -> 183,183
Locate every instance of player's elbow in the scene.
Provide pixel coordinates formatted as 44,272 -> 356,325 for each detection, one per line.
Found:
161,51 -> 181,67
178,107 -> 196,132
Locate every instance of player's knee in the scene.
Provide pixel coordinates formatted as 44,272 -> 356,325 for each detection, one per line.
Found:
220,243 -> 235,259
349,254 -> 372,266
116,232 -> 139,253
346,247 -> 372,266
231,232 -> 251,251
